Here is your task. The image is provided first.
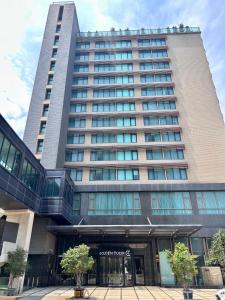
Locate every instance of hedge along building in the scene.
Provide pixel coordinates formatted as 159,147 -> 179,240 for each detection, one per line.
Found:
1,0 -> 225,288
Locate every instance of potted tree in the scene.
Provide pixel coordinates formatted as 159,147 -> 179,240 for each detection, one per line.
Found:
60,244 -> 94,298
165,243 -> 197,300
202,230 -> 225,286
5,247 -> 27,295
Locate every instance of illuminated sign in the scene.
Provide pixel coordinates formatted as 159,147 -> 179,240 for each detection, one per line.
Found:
99,250 -> 131,257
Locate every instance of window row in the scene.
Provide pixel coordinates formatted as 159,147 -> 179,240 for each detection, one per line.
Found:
139,49 -> 168,58
145,131 -> 181,142
140,74 -> 171,83
88,192 -> 141,215
93,88 -> 134,98
66,131 -> 181,144
68,116 -> 178,128
74,50 -> 168,61
146,148 -> 184,160
0,130 -> 41,193
89,168 -> 140,181
73,74 -> 172,85
92,117 -> 136,127
65,148 -> 184,162
74,61 -> 170,72
0,131 -> 21,175
138,38 -> 166,47
95,40 -> 131,48
144,115 -> 178,126
69,101 -> 176,113
84,191 -> 225,216
90,149 -> 138,161
93,75 -> 134,84
148,167 -> 187,180
75,39 -> 166,50
67,167 -> 187,181
92,102 -> 135,112
143,101 -> 176,110
91,133 -> 137,144
71,87 -> 174,98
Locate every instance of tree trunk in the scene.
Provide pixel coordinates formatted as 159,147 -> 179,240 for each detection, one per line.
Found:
76,273 -> 81,289
8,273 -> 14,289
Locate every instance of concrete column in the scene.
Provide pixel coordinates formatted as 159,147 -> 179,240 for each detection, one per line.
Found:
0,209 -> 34,293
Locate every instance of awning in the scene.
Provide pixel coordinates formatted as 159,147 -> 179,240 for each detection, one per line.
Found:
48,223 -> 202,237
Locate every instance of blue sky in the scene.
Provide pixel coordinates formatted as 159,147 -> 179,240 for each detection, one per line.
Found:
1,0 -> 225,137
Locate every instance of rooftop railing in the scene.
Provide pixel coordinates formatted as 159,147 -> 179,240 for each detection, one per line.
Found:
78,26 -> 200,38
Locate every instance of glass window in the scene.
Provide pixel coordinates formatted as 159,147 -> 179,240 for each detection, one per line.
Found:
75,52 -> 89,61
138,38 -> 166,47
56,24 -> 61,33
52,48 -> 57,58
196,191 -> 225,214
140,61 -> 170,70
45,89 -> 51,99
74,65 -> 89,72
148,168 -> 187,180
141,74 -> 172,83
139,49 -> 168,58
39,122 -> 46,134
42,105 -> 49,116
54,36 -> 59,46
47,74 -> 54,85
141,87 -> 174,96
46,177 -> 61,197
76,42 -> 90,48
50,61 -> 56,71
72,193 -> 81,215
0,132 -> 22,175
151,192 -> 192,215
93,88 -> 134,98
88,192 -> 141,215
70,103 -> 86,112
67,133 -> 85,144
68,169 -> 83,181
69,118 -> 86,128
71,90 -> 87,98
73,77 -> 88,85
20,159 -> 39,192
89,168 -> 139,181
145,132 -> 161,142
65,150 -> 84,161
144,115 -> 178,126
36,140 -> 44,153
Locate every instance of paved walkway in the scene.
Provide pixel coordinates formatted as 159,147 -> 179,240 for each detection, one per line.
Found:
19,286 -> 217,300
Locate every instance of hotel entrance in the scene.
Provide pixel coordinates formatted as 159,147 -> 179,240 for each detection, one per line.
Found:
98,249 -> 133,286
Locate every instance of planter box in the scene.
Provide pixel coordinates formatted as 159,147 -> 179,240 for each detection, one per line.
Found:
74,288 -> 85,298
201,266 -> 223,287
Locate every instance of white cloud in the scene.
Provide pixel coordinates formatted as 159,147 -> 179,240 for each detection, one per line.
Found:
0,0 -> 51,137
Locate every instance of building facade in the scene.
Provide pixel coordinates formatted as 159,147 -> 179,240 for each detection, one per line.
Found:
1,1 -> 225,289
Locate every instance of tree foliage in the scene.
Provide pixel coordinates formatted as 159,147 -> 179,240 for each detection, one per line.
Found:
165,242 -> 197,288
207,230 -> 225,267
60,244 -> 94,288
5,247 -> 27,288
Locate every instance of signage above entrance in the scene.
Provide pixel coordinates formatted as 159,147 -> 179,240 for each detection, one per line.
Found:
99,249 -> 131,257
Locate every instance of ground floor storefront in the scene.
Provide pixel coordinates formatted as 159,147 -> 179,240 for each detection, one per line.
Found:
26,229 -> 211,288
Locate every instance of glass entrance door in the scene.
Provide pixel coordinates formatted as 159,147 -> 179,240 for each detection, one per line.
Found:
134,256 -> 145,285
108,257 -> 123,286
99,256 -> 133,286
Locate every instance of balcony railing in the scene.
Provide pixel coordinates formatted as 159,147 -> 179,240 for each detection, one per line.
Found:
78,26 -> 200,38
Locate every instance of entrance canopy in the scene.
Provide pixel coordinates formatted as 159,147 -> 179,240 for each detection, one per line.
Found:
48,223 -> 202,237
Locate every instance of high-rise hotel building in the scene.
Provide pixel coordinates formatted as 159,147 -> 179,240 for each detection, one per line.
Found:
2,1 -> 225,288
